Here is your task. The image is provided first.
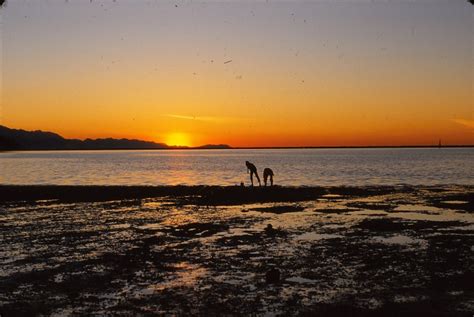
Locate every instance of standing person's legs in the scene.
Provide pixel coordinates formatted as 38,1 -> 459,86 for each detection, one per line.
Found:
270,174 -> 273,186
250,171 -> 254,186
255,172 -> 261,186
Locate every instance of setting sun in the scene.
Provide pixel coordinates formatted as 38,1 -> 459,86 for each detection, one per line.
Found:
2,1 -> 472,147
165,133 -> 191,147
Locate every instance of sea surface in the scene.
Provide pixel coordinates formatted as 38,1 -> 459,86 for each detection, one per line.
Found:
0,148 -> 473,186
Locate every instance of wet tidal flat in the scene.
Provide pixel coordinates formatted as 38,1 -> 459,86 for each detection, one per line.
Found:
0,185 -> 473,316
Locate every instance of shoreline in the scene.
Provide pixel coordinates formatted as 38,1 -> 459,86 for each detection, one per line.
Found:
1,145 -> 473,152
1,184 -> 473,209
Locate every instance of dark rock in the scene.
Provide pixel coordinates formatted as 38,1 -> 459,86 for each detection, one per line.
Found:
265,268 -> 280,284
251,205 -> 305,214
264,224 -> 275,234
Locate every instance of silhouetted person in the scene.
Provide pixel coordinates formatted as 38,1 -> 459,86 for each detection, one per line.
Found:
263,168 -> 274,186
245,161 -> 261,186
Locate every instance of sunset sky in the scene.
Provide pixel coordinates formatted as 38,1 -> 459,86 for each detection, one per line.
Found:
1,0 -> 472,147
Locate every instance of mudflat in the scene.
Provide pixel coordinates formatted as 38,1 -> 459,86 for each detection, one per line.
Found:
0,185 -> 473,316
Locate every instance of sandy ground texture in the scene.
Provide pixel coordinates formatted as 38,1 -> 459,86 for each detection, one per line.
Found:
0,185 -> 473,316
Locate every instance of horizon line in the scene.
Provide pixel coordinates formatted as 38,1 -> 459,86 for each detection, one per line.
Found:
1,125 -> 473,150
2,145 -> 473,152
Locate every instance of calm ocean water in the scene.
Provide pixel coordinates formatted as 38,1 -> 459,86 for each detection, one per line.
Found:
0,148 -> 473,186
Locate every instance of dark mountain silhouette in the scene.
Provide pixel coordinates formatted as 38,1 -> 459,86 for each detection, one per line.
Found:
0,125 -> 231,150
197,144 -> 232,149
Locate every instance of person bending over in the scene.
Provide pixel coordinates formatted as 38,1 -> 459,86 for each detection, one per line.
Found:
263,168 -> 274,186
245,161 -> 261,186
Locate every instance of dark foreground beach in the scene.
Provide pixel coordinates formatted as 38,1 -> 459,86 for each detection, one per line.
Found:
0,185 -> 473,316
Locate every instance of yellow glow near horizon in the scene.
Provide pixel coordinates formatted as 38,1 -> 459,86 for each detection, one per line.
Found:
165,133 -> 192,147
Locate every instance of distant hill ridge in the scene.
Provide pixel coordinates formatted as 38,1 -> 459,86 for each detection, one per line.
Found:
0,125 -> 231,150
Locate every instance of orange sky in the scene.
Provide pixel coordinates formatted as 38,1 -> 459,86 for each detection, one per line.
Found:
1,1 -> 472,147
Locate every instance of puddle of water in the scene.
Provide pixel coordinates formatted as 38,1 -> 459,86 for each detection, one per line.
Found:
322,194 -> 343,198
286,276 -> 318,284
36,199 -> 59,203
361,298 -> 384,309
324,224 -> 347,229
136,223 -> 162,231
351,197 -> 385,203
149,262 -> 207,292
213,273 -> 255,285
350,210 -> 388,216
141,200 -> 166,208
50,308 -> 74,317
388,211 -> 473,223
437,223 -> 474,231
393,294 -> 428,303
315,201 -> 356,211
442,201 -> 469,205
110,223 -> 131,230
294,232 -> 342,241
394,204 -> 444,213
373,235 -> 426,247
448,291 -> 464,296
